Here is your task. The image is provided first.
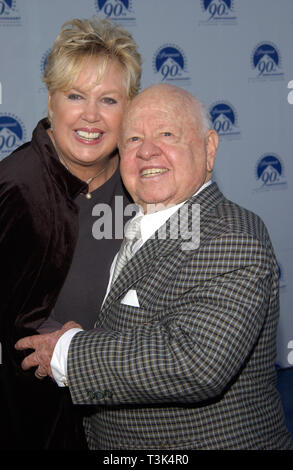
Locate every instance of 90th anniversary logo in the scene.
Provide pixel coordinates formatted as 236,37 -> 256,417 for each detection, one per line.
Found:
199,0 -> 236,25
250,42 -> 284,81
95,0 -> 136,25
254,154 -> 287,191
40,49 -> 51,76
209,101 -> 240,139
278,262 -> 286,291
152,44 -> 191,86
0,113 -> 26,161
38,48 -> 51,93
0,0 -> 21,26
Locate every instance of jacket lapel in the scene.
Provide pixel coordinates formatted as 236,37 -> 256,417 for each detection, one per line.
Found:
101,236 -> 165,311
102,182 -> 224,312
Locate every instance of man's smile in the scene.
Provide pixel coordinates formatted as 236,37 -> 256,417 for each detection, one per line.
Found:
140,168 -> 169,178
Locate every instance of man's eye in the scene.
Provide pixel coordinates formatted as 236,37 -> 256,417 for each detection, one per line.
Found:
129,136 -> 139,142
161,132 -> 172,137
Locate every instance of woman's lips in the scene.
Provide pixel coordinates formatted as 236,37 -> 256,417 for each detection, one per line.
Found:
74,128 -> 104,145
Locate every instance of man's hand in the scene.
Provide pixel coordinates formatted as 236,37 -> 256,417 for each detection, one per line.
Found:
15,321 -> 82,380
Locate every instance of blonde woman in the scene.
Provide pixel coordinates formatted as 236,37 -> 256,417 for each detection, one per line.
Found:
0,16 -> 141,450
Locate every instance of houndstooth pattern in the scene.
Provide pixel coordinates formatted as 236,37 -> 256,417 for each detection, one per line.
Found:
67,183 -> 293,450
111,216 -> 143,285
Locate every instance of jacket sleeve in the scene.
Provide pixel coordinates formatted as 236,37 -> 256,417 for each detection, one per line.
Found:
67,232 -> 277,406
0,181 -> 49,344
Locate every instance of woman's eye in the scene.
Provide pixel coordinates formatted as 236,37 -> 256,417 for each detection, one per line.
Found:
162,132 -> 172,137
67,93 -> 83,101
102,97 -> 117,105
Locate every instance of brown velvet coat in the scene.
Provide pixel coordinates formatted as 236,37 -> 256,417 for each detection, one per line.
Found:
0,119 -> 87,449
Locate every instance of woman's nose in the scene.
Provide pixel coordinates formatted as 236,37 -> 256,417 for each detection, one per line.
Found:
82,101 -> 101,122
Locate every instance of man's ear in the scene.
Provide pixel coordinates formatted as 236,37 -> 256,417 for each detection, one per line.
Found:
205,129 -> 218,172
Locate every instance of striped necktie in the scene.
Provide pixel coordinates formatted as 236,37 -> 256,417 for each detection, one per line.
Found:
111,215 -> 143,285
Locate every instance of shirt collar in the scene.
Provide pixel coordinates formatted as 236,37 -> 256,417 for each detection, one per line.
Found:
135,180 -> 212,243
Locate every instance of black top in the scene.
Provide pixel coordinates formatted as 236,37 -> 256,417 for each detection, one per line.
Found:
51,167 -> 133,329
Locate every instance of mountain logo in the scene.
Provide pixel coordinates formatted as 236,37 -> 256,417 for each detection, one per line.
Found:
0,114 -> 26,160
40,48 -> 51,76
209,101 -> 240,138
0,0 -> 21,26
251,42 -> 283,79
200,0 -> 236,24
277,261 -> 286,290
152,44 -> 190,85
94,0 -> 135,24
255,154 -> 287,190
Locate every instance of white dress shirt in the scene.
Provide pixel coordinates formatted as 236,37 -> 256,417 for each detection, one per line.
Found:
51,181 -> 212,386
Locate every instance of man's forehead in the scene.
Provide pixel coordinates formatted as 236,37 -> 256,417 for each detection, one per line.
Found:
123,111 -> 183,135
128,105 -> 171,120
123,103 -> 198,134
125,99 -> 185,125
133,91 -> 182,109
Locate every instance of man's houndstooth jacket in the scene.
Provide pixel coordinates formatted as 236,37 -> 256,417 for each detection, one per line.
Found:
67,183 -> 293,450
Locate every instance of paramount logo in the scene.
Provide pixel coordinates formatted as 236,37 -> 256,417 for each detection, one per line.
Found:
0,126 -> 23,149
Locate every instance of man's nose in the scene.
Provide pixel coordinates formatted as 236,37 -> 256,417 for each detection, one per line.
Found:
136,139 -> 162,160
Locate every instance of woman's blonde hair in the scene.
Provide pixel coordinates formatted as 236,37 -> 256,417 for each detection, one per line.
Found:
43,16 -> 142,98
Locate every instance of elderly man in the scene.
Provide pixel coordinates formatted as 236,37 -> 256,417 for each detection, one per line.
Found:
16,84 -> 293,450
